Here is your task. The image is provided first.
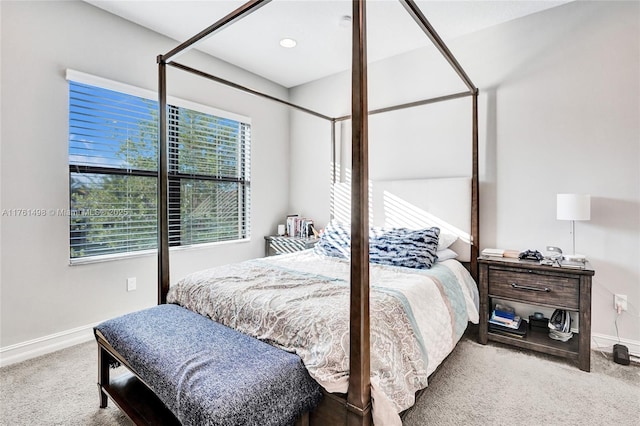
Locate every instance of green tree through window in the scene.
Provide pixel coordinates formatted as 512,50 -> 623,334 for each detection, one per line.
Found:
68,81 -> 250,260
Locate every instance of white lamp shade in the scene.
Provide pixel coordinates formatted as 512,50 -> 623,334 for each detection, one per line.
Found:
557,194 -> 591,221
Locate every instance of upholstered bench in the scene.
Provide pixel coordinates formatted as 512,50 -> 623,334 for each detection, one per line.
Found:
95,304 -> 322,426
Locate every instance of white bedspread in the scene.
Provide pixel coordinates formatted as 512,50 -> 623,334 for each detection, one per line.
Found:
167,250 -> 479,425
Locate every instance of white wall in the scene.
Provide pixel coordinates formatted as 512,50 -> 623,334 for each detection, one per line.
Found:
0,0 -> 291,358
289,1 -> 640,349
2,0 -> 637,364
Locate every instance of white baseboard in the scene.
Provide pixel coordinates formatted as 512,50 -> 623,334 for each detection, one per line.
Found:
0,322 -> 98,367
592,333 -> 640,359
2,325 -> 638,368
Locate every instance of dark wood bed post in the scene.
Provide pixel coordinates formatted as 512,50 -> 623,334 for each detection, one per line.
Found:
158,58 -> 170,304
330,119 -> 337,221
347,1 -> 372,425
471,91 -> 480,281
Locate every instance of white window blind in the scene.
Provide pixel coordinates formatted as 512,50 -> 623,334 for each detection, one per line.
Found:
167,105 -> 251,246
68,76 -> 251,260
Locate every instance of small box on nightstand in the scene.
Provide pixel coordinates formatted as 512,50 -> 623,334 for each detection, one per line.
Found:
528,315 -> 549,332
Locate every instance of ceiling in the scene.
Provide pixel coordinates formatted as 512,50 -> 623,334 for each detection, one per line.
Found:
85,0 -> 570,88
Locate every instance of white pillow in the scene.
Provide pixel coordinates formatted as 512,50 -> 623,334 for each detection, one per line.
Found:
436,248 -> 458,262
438,232 -> 458,250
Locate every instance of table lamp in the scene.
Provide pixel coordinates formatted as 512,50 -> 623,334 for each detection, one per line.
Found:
556,193 -> 590,262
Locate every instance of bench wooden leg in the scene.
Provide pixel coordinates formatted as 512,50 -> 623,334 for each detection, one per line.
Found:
295,411 -> 310,426
98,344 -> 110,408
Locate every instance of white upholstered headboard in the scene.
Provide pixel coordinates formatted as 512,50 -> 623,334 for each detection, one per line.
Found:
371,177 -> 472,261
332,177 -> 472,262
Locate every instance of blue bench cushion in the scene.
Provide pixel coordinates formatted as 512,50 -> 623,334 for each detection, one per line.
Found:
95,304 -> 322,426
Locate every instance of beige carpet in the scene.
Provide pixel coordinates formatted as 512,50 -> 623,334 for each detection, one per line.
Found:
1,335 -> 638,425
402,337 -> 639,425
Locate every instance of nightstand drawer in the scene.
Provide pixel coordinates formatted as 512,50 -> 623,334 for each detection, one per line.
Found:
488,268 -> 579,309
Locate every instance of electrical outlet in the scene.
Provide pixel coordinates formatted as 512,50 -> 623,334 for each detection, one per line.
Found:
127,277 -> 137,292
614,294 -> 627,312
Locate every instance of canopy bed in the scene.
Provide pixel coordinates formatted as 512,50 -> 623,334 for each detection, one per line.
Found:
95,1 -> 480,425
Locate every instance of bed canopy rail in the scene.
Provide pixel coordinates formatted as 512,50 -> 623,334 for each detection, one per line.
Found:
167,61 -> 334,121
400,0 -> 476,92
157,0 -> 478,424
161,0 -> 271,64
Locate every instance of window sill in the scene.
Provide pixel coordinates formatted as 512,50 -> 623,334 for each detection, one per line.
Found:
68,238 -> 252,266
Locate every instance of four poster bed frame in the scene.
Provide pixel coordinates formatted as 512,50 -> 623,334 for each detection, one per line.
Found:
110,0 -> 478,424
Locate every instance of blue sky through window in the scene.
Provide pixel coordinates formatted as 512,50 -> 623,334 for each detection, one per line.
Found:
68,79 -> 251,259
69,81 -> 157,171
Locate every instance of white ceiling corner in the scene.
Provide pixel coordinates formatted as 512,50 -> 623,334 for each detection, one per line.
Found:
84,0 -> 571,88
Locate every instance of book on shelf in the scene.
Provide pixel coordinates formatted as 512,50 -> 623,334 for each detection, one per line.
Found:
285,215 -> 315,239
482,248 -> 504,257
490,303 -> 520,329
493,303 -> 516,320
490,312 -> 522,329
481,248 -> 520,258
489,319 -> 528,337
560,259 -> 585,269
494,310 -> 515,320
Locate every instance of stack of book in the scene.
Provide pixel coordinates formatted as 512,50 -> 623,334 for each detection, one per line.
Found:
481,248 -> 520,258
286,215 -> 315,238
560,258 -> 586,270
488,304 -> 527,337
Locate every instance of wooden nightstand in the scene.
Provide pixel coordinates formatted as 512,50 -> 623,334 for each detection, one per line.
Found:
478,256 -> 595,372
264,235 -> 318,257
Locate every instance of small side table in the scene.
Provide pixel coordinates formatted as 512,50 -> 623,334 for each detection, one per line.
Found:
264,235 -> 318,257
478,256 -> 595,372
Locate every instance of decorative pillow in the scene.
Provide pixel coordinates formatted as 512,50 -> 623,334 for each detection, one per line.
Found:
314,220 -> 351,259
436,248 -> 458,262
438,231 -> 458,250
315,222 -> 441,269
369,226 -> 440,269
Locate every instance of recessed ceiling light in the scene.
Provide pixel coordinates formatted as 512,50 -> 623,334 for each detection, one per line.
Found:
279,38 -> 297,48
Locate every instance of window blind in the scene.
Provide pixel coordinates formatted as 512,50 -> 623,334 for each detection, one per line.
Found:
68,78 -> 251,260
167,105 -> 251,246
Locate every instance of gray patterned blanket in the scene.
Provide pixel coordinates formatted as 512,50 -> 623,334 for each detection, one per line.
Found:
167,250 -> 479,426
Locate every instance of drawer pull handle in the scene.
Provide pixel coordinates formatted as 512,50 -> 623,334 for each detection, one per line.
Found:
511,282 -> 550,292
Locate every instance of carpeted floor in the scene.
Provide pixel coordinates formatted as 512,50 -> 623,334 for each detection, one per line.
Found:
1,334 -> 638,425
0,341 -> 130,426
402,337 -> 639,425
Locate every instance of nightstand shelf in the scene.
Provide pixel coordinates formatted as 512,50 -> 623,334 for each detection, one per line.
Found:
487,326 -> 580,360
478,256 -> 595,371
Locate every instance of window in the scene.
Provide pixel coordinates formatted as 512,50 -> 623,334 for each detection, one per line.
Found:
68,72 -> 251,260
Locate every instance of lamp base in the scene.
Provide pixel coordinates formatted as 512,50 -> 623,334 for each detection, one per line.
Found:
564,254 -> 587,262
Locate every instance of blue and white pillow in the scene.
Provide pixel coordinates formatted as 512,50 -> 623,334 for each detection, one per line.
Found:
315,221 -> 440,269
369,226 -> 439,269
314,220 -> 351,259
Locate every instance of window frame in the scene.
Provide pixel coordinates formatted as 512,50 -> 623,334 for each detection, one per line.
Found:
67,70 -> 251,265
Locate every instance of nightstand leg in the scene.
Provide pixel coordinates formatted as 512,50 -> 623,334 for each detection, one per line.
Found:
478,263 -> 489,344
578,276 -> 592,372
